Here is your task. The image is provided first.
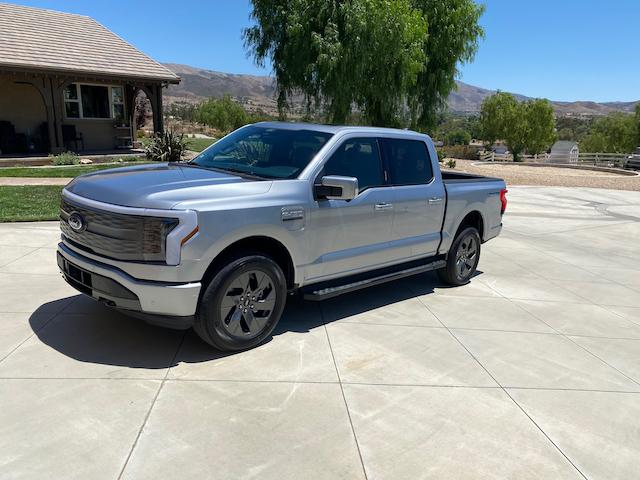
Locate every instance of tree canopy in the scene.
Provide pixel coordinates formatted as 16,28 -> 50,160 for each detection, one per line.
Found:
409,0 -> 485,131
244,0 -> 483,128
581,113 -> 637,153
524,99 -> 557,155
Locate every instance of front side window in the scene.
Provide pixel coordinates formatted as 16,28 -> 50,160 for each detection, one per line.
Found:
381,138 -> 433,185
322,138 -> 383,191
191,126 -> 332,179
63,84 -> 125,120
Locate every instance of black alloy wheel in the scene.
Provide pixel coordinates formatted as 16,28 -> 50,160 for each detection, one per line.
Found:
194,255 -> 287,351
437,227 -> 481,286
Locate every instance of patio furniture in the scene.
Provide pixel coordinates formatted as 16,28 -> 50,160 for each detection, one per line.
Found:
62,124 -> 84,152
0,120 -> 17,154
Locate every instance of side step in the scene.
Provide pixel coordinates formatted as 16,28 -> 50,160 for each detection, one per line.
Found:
303,259 -> 446,301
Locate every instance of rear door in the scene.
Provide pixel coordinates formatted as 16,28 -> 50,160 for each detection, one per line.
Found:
306,137 -> 397,281
380,138 -> 446,258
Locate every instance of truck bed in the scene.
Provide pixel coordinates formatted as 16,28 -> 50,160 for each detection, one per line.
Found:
441,171 -> 502,183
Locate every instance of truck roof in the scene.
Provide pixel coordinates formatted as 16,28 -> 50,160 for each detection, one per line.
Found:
253,121 -> 428,138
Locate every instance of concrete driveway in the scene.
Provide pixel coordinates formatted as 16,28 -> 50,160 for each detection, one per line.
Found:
1,186 -> 639,480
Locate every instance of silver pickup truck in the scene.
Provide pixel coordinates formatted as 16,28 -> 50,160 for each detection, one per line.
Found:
57,122 -> 507,350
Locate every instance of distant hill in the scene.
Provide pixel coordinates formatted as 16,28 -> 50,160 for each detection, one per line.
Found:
164,63 -> 638,117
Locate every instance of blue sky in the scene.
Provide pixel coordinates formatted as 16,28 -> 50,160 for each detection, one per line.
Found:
9,0 -> 640,102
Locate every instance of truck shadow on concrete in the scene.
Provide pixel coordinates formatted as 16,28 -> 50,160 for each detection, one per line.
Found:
28,271 -> 483,369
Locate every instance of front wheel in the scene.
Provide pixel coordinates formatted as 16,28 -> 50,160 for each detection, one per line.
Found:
194,255 -> 287,351
437,227 -> 481,286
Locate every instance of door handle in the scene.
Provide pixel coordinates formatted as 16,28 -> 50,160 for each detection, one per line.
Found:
375,202 -> 394,211
428,197 -> 443,205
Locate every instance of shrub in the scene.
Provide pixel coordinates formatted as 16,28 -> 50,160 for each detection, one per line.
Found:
195,95 -> 249,133
144,130 -> 186,162
51,151 -> 80,166
446,159 -> 457,169
137,129 -> 146,139
445,129 -> 472,146
436,149 -> 446,162
440,145 -> 481,160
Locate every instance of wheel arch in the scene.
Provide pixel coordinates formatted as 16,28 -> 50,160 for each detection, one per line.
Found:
455,210 -> 485,240
201,235 -> 296,291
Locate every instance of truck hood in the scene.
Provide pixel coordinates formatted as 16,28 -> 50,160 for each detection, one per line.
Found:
65,163 -> 272,209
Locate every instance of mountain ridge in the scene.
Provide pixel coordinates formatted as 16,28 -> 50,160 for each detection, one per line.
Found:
163,63 -> 638,117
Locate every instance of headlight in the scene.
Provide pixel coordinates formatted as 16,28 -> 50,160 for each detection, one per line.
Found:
164,210 -> 199,265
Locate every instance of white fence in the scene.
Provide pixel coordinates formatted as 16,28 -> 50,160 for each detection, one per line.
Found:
480,151 -> 629,168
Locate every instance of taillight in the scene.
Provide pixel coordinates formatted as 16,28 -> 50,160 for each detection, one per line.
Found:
500,188 -> 508,214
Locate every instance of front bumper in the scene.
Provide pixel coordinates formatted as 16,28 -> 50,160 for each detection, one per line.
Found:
57,242 -> 201,328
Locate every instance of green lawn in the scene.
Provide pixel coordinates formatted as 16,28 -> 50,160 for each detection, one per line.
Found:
0,161 -> 151,178
0,186 -> 63,222
185,137 -> 216,152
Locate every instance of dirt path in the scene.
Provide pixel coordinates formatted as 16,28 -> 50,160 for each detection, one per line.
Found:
448,160 -> 640,191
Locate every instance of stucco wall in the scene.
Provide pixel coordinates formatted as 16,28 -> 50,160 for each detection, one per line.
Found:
0,76 -> 46,135
63,119 -> 118,151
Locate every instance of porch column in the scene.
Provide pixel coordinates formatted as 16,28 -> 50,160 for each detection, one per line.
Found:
31,75 -> 58,154
49,77 -> 65,154
153,84 -> 164,134
125,85 -> 137,140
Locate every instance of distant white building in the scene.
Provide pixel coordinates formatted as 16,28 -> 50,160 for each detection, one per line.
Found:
549,141 -> 579,163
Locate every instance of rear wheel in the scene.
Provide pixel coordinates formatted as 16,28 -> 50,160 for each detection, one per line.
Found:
194,255 -> 287,351
437,227 -> 481,286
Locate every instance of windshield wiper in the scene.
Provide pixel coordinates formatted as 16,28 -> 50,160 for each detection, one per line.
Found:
190,164 -> 268,180
217,167 -> 269,180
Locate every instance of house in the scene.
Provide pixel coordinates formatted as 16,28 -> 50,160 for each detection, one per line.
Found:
0,3 -> 179,156
549,141 -> 579,164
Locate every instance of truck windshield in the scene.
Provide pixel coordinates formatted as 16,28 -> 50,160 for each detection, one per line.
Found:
190,126 -> 333,179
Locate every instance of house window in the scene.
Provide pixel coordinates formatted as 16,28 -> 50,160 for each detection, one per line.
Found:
63,85 -> 80,118
63,83 -> 126,121
80,85 -> 110,118
111,86 -> 125,121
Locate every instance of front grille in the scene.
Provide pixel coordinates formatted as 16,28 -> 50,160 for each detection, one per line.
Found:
60,198 -> 178,262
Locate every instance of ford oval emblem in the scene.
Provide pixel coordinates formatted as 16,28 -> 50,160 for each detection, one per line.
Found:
68,212 -> 85,232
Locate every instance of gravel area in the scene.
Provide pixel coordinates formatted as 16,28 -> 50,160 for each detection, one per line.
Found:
447,159 -> 640,191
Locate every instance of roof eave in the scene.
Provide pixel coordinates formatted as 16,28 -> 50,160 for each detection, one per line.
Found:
0,62 -> 180,84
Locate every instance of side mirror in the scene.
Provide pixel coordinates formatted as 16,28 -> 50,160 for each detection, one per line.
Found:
314,175 -> 359,201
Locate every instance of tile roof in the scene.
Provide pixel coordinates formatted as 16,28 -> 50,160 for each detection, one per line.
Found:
0,3 -> 179,83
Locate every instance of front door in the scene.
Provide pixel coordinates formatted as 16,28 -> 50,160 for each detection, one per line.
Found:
305,137 -> 397,281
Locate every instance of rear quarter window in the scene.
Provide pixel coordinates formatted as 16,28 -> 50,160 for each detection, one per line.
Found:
381,138 -> 433,185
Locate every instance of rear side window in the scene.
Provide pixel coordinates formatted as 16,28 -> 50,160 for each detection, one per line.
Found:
381,138 -> 433,185
322,138 -> 384,191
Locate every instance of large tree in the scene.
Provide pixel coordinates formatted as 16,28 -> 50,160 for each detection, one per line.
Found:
524,99 -> 556,155
479,92 -> 556,161
244,0 -> 427,126
581,113 -> 636,153
244,0 -> 483,128
409,0 -> 485,131
479,92 -> 517,147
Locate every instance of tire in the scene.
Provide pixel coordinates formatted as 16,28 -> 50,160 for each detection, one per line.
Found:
194,254 -> 287,351
436,227 -> 481,286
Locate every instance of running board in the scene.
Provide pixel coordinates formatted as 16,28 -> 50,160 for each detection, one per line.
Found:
303,259 -> 446,301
